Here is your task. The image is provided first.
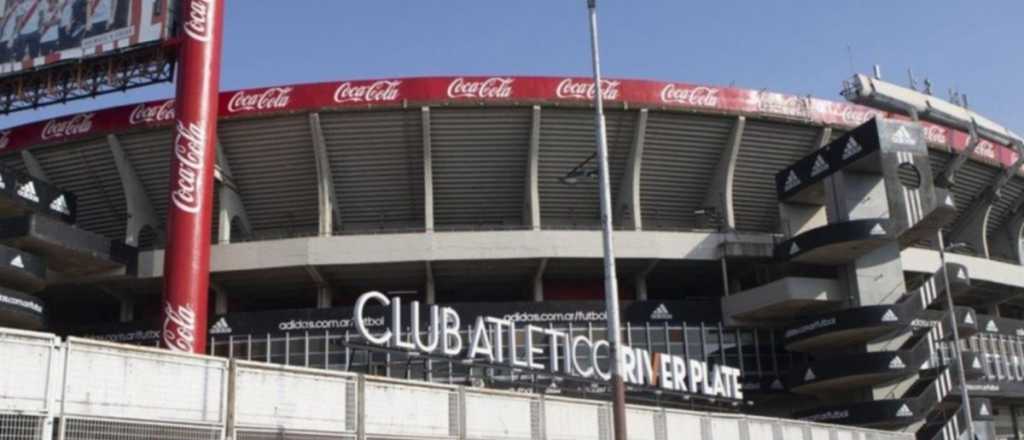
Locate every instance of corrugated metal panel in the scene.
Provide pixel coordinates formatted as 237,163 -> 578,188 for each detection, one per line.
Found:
733,120 -> 820,233
219,115 -> 319,237
319,110 -> 424,233
538,108 -> 633,229
640,112 -> 733,230
31,140 -> 126,239
988,176 -> 1024,237
430,108 -> 530,229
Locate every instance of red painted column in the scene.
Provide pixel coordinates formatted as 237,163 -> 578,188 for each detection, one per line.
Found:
161,0 -> 224,353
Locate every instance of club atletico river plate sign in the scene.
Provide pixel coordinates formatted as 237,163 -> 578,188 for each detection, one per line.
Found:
353,291 -> 744,401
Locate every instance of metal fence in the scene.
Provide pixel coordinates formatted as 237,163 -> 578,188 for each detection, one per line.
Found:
0,326 -> 912,440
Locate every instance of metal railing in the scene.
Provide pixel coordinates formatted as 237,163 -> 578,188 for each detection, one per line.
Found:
0,326 -> 912,440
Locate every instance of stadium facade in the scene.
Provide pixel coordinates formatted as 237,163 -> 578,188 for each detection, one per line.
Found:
0,75 -> 1023,439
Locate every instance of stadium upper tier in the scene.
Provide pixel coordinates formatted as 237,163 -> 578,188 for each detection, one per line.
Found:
0,76 -> 1021,267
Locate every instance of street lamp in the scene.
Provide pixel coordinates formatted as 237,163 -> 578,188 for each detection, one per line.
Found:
583,2 -> 628,440
936,232 -> 974,440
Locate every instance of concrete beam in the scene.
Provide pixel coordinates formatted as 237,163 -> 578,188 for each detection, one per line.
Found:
814,127 -> 833,150
949,149 -> 1024,258
524,106 -> 542,230
701,116 -> 745,230
20,150 -> 48,181
616,109 -> 647,230
422,107 -> 435,232
108,134 -> 161,246
309,113 -> 340,236
215,141 -> 252,244
532,258 -> 548,302
936,120 -> 982,189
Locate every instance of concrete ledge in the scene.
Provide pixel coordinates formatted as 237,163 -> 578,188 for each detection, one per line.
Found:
723,277 -> 845,326
136,230 -> 775,278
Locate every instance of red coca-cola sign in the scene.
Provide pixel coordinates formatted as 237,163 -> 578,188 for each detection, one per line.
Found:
227,87 -> 292,113
659,84 -> 719,107
182,0 -> 212,42
446,77 -> 514,99
40,113 -> 94,141
555,78 -> 620,100
333,80 -> 401,103
162,302 -> 197,352
129,99 -> 176,125
170,121 -> 206,214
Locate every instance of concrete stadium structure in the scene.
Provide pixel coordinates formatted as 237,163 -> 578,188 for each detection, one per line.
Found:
1,75 -> 1024,439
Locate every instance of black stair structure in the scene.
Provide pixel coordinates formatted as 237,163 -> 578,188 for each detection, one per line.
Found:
736,118 -> 993,439
0,164 -> 135,330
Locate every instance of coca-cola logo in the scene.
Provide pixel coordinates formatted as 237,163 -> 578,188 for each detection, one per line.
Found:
923,124 -> 947,145
162,302 -> 197,352
555,78 -> 620,100
333,80 -> 401,103
0,130 -> 10,150
129,99 -> 175,125
446,77 -> 514,99
183,0 -> 212,42
227,87 -> 292,113
659,84 -> 719,107
976,140 -> 996,159
171,120 -> 206,214
41,113 -> 94,141
817,102 -> 878,125
752,92 -> 809,118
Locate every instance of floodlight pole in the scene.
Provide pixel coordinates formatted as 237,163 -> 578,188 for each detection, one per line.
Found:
936,232 -> 975,440
160,0 -> 225,354
585,2 -> 627,440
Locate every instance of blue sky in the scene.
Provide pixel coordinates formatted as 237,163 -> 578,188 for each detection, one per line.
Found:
3,1 -> 1022,132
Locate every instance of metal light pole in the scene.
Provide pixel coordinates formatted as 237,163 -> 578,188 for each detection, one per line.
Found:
584,2 -> 627,440
936,231 -> 974,439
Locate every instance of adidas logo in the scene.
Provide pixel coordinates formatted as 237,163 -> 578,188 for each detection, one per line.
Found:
881,309 -> 898,322
986,320 -> 999,333
810,155 -> 829,177
842,137 -> 863,159
209,318 -> 232,335
804,369 -> 816,382
944,194 -> 955,206
972,357 -> 982,369
17,181 -> 38,202
649,304 -> 673,320
49,194 -> 70,215
979,404 -> 990,417
0,173 -> 5,189
895,404 -> 913,417
888,356 -> 906,369
956,268 -> 967,280
9,255 -> 23,269
770,379 -> 783,390
870,224 -> 887,236
784,170 -> 801,191
964,312 -> 974,325
891,126 -> 917,146
790,242 -> 800,255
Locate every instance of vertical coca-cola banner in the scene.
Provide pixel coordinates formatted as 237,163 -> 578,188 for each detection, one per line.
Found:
161,0 -> 224,353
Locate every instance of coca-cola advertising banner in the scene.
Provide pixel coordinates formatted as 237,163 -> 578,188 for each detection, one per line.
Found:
0,0 -> 171,78
0,76 -> 1019,170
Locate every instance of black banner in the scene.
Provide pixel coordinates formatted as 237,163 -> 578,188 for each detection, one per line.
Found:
0,286 -> 44,329
69,299 -> 722,341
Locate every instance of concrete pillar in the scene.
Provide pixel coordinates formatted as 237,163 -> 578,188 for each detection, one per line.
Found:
635,259 -> 658,301
425,261 -> 436,304
422,107 -> 434,232
108,134 -> 161,246
702,117 -> 745,230
532,258 -> 547,302
309,113 -> 340,236
616,109 -> 647,230
119,298 -> 134,322
524,106 -> 542,230
316,287 -> 333,309
213,286 -> 229,316
20,150 -> 48,181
